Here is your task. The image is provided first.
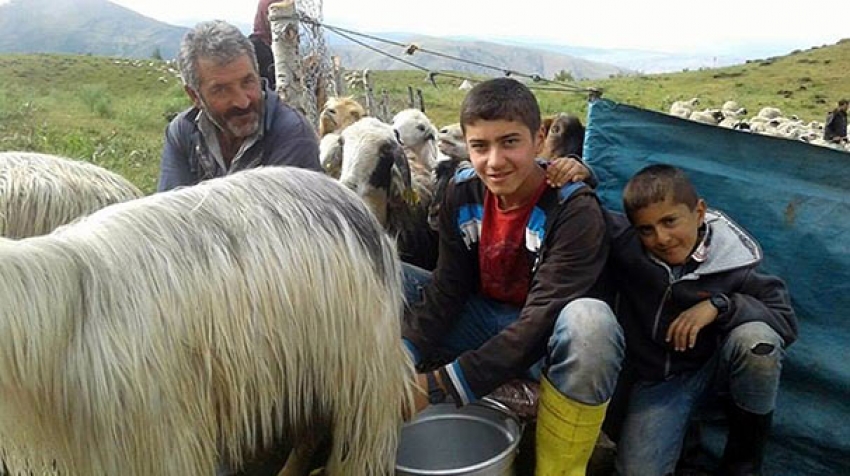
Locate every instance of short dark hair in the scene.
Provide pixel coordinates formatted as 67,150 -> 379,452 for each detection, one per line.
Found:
178,20 -> 258,92
623,164 -> 699,221
459,78 -> 541,135
839,99 -> 849,107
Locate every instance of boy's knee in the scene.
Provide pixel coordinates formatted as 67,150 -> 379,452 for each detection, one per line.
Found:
726,322 -> 784,358
553,298 -> 621,342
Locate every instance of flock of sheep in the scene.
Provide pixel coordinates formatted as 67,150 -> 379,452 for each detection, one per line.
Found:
669,98 -> 850,152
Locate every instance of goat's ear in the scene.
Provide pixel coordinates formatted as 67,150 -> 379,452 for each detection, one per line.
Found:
320,134 -> 345,179
389,144 -> 419,206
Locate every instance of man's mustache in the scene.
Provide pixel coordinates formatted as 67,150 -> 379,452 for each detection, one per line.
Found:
225,106 -> 258,120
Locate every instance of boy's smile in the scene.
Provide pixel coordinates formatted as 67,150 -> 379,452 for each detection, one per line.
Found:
465,119 -> 545,210
632,196 -> 706,266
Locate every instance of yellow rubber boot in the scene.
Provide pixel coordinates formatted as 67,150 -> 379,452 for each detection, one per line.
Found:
535,377 -> 608,476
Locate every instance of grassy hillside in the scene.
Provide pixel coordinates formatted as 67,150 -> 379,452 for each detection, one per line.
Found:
1,39 -> 847,193
0,54 -> 188,192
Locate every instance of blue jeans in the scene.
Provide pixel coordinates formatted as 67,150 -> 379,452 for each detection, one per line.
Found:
403,263 -> 624,405
615,321 -> 785,476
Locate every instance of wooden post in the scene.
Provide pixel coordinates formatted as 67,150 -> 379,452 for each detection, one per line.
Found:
416,89 -> 425,113
407,86 -> 415,109
269,1 -> 313,124
332,56 -> 346,96
363,69 -> 375,117
381,89 -> 390,122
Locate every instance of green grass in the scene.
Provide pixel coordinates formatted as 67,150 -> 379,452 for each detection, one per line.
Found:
2,39 -> 848,193
0,53 -> 188,193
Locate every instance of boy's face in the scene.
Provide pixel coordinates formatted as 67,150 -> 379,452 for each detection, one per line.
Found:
465,119 -> 545,209
631,196 -> 706,266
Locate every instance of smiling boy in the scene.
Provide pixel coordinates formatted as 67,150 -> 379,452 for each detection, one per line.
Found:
401,78 -> 625,475
608,164 -> 798,476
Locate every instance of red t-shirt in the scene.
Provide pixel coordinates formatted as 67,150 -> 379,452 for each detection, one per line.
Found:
478,182 -> 548,306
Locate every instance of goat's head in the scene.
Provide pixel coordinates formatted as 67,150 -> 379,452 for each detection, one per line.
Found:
392,109 -> 437,150
338,118 -> 413,226
437,123 -> 468,161
319,96 -> 366,136
541,113 -> 585,160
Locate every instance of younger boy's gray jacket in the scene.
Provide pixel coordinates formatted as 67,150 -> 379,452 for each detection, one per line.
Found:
157,86 -> 320,192
608,209 -> 798,382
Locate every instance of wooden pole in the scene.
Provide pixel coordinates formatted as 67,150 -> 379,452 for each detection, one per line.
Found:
416,89 -> 425,113
332,56 -> 345,96
407,86 -> 415,109
269,1 -> 312,123
363,69 -> 375,117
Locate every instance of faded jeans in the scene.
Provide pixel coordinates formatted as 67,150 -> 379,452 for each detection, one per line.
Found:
402,263 -> 624,405
615,321 -> 785,476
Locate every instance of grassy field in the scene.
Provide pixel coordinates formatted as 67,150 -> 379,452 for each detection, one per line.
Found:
1,38 -> 847,193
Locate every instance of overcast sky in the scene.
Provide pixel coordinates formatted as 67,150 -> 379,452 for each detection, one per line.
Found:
19,0 -> 850,54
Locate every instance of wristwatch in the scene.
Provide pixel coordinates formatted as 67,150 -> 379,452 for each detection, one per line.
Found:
426,371 -> 447,404
709,294 -> 730,315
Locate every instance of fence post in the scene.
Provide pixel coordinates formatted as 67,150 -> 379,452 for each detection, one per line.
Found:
416,89 -> 425,113
332,55 -> 346,96
381,89 -> 391,122
407,86 -> 415,109
363,69 -> 375,117
269,0 -> 313,124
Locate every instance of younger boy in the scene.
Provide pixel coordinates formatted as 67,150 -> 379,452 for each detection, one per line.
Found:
402,78 -> 625,474
608,164 -> 798,476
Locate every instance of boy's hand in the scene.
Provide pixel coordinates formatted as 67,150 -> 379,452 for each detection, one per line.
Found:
666,300 -> 719,351
546,157 -> 590,188
404,373 -> 431,419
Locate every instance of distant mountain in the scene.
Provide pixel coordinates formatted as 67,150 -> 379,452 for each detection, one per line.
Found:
326,34 -> 631,80
0,0 -> 631,79
0,0 -> 188,59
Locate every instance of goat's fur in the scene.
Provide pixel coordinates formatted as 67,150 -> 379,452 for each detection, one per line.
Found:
0,167 -> 414,476
318,96 -> 366,137
540,113 -> 585,160
392,109 -> 438,171
338,117 -> 439,270
0,151 -> 143,239
436,123 -> 468,162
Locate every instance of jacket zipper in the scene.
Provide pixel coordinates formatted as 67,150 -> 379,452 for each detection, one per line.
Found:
649,261 -> 675,379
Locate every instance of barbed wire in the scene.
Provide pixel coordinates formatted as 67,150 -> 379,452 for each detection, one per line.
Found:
286,13 -> 596,94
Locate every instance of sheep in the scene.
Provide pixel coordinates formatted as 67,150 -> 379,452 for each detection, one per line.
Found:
669,97 -> 701,118
337,117 -> 439,271
0,151 -> 143,239
540,113 -> 586,160
0,167 -> 414,476
318,96 -> 366,137
689,109 -> 725,125
757,106 -> 783,120
392,108 -> 439,171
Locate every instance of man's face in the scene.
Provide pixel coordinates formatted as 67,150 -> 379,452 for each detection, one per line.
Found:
186,54 -> 262,140
465,119 -> 545,209
631,195 -> 706,266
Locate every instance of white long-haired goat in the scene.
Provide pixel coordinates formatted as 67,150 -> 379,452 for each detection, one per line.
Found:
0,151 -> 143,238
0,167 -> 414,476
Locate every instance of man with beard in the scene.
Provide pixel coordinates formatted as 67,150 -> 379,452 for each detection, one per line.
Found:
158,20 -> 320,192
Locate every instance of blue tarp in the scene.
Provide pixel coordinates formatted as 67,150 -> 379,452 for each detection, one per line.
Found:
584,99 -> 850,474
